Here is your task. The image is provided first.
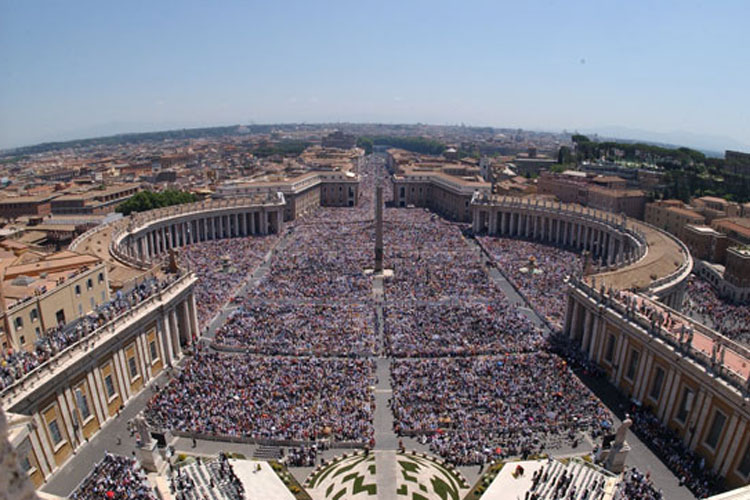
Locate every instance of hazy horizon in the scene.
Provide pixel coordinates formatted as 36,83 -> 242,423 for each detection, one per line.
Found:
2,0 -> 749,151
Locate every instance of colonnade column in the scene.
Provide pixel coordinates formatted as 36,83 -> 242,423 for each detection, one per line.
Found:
719,418 -> 747,476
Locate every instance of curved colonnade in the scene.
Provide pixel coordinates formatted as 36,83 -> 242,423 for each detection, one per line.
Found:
471,194 -> 750,488
4,196 -> 287,488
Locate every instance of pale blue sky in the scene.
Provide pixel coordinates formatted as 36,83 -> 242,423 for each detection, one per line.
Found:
1,0 -> 748,150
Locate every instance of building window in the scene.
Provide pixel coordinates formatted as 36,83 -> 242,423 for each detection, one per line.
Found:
48,419 -> 63,445
104,374 -> 116,398
78,304 -> 83,316
75,387 -> 91,421
101,291 -> 106,302
30,309 -> 39,322
128,356 -> 138,379
605,335 -> 616,362
649,367 -> 665,401
704,410 -> 727,450
625,349 -> 639,381
86,278 -> 93,290
75,285 -> 81,296
90,297 -> 96,308
149,340 -> 158,361
98,272 -> 104,283
19,335 -> 26,345
14,317 -> 23,330
676,388 -> 694,423
738,442 -> 750,478
19,455 -> 32,473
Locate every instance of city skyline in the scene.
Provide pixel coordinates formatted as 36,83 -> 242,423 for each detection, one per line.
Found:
1,0 -> 749,151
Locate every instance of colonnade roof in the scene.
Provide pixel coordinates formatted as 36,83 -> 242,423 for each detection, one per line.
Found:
593,220 -> 689,291
69,223 -> 146,288
473,195 -> 691,292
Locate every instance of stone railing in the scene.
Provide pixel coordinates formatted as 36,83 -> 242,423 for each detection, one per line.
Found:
569,276 -> 749,394
637,219 -> 693,295
0,272 -> 194,407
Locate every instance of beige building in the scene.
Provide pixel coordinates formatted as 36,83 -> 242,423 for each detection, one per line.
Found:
49,184 -> 140,216
388,149 -> 491,222
538,171 -> 646,219
0,251 -> 109,352
645,200 -> 706,240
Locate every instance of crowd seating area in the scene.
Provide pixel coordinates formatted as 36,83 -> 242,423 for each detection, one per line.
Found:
391,354 -> 612,465
479,237 -> 581,331
214,301 -> 375,356
181,235 -> 278,327
145,350 -> 375,443
70,453 -> 156,500
683,274 -> 750,346
384,301 -> 543,357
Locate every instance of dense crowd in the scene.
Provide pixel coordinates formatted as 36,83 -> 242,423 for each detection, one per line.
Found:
71,453 -> 156,500
384,302 -> 543,357
383,208 -> 467,256
614,467 -> 663,500
214,301 -> 375,356
684,275 -> 750,346
252,220 -> 373,301
479,237 -> 581,331
386,252 -> 497,301
0,277 -> 168,391
145,350 -> 374,443
628,405 -> 722,498
181,235 -> 278,327
391,354 -> 612,465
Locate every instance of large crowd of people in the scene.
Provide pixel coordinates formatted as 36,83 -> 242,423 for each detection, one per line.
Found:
252,221 -> 373,301
479,237 -> 581,331
0,276 -> 170,391
181,235 -> 278,327
71,453 -> 156,500
145,350 -> 375,444
214,301 -> 375,356
614,467 -> 663,500
384,302 -> 543,357
628,405 -> 723,498
391,354 -> 612,465
683,275 -> 750,346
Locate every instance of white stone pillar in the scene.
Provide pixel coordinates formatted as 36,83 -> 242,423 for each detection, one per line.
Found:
660,370 -> 681,422
169,308 -> 181,358
588,315 -> 600,360
635,351 -> 654,402
160,315 -> 174,366
719,418 -> 746,476
581,310 -> 592,350
91,368 -> 109,426
689,392 -> 713,450
614,335 -> 629,385
86,371 -> 106,426
570,301 -> 582,340
713,414 -> 739,473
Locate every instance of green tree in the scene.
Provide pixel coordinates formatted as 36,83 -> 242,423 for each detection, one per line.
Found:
116,190 -> 198,215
